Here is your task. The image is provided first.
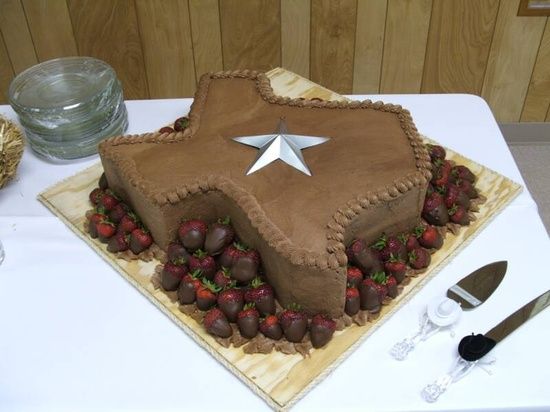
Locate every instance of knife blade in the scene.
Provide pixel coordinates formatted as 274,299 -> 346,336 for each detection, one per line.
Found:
390,261 -> 507,361
422,289 -> 550,402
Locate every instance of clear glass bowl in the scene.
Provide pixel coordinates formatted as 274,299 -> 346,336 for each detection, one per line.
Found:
8,57 -> 128,160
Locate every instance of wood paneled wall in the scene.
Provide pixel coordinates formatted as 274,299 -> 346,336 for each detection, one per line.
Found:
1,0 -> 549,123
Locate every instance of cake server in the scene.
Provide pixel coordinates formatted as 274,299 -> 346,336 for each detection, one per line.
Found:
422,289 -> 550,402
390,261 -> 507,360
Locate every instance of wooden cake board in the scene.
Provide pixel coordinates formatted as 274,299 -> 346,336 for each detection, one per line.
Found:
38,68 -> 522,411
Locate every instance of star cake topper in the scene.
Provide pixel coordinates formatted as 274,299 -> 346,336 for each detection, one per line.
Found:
99,70 -> 431,315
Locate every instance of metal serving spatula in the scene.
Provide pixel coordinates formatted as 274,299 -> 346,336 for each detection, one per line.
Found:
390,261 -> 507,360
422,289 -> 550,402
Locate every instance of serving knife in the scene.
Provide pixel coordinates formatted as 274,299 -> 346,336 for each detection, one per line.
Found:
390,261 -> 507,360
422,289 -> 550,402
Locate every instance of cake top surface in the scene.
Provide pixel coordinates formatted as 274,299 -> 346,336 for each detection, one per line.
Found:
99,70 -> 431,270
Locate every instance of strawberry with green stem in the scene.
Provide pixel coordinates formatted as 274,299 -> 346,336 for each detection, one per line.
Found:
88,211 -> 107,238
384,255 -> 407,283
178,219 -> 207,252
161,257 -> 188,291
117,212 -> 139,234
345,285 -> 360,316
259,315 -> 283,340
166,242 -> 191,263
416,225 -> 443,249
237,303 -> 260,339
244,277 -> 275,315
346,238 -> 383,275
444,183 -> 471,209
107,232 -> 129,253
188,249 -> 216,280
449,204 -> 470,225
346,266 -> 363,288
408,247 -> 431,269
177,269 -> 202,305
97,220 -> 116,243
89,188 -> 104,206
216,283 -> 243,322
196,279 -> 221,311
203,307 -> 232,338
205,216 -> 235,256
129,227 -> 153,254
310,314 -> 336,349
232,248 -> 260,283
372,233 -> 407,262
214,267 -> 233,289
422,192 -> 449,226
218,242 -> 247,268
279,303 -> 308,343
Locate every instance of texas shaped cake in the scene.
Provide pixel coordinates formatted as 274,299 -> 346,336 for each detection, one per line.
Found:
98,70 -> 432,317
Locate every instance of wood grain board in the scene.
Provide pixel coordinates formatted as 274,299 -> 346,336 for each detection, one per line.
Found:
281,0 -> 310,78
38,69 -> 521,411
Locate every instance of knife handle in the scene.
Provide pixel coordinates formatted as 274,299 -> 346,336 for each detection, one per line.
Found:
390,312 -> 441,360
422,356 -> 478,402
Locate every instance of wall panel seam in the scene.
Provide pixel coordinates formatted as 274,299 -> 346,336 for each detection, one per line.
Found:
419,0 -> 435,92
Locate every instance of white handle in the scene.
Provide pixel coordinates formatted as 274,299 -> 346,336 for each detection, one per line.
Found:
422,356 -> 478,402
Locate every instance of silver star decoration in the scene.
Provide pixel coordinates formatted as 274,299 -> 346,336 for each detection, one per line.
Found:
232,119 -> 330,176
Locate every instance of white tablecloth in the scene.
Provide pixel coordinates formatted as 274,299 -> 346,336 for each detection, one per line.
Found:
1,96 -> 549,412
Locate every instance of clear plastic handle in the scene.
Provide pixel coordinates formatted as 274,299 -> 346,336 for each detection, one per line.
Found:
390,312 -> 440,360
421,356 -> 478,402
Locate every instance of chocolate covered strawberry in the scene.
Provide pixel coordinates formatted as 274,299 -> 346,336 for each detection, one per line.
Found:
259,315 -> 283,340
108,202 -> 129,224
457,179 -> 478,199
431,159 -> 452,187
427,144 -> 446,162
204,216 -> 235,256
178,219 -> 207,252
117,213 -> 139,234
97,221 -> 116,243
159,126 -> 174,134
451,165 -> 475,183
161,257 -> 188,291
244,277 -> 275,315
444,183 -> 471,209
386,275 -> 398,298
177,269 -> 202,304
416,225 -> 443,249
107,232 -> 129,253
346,266 -> 363,288
99,191 -> 119,212
422,192 -> 449,226
359,277 -> 381,312
196,280 -> 221,311
214,267 -> 232,289
166,242 -> 191,263
203,307 -> 232,338
345,286 -> 360,316
449,204 -> 470,225
218,242 -> 247,268
400,232 -> 420,252
173,116 -> 189,132
408,247 -> 431,269
279,304 -> 308,343
384,256 -> 407,283
188,249 -> 216,280
129,228 -> 153,254
216,285 -> 243,322
369,271 -> 389,303
237,303 -> 260,339
89,188 -> 104,205
347,239 -> 383,275
372,233 -> 407,262
232,248 -> 260,283
98,173 -> 108,190
310,314 -> 336,349
88,212 -> 107,238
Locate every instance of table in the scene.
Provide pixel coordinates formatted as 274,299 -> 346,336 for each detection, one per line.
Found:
1,96 -> 549,412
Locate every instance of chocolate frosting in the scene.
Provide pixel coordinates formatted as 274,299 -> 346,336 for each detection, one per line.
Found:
99,70 -> 430,316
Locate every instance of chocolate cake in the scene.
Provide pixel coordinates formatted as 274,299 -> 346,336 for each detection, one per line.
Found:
98,70 -> 431,317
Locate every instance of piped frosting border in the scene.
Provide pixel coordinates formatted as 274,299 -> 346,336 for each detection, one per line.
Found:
99,70 -> 432,271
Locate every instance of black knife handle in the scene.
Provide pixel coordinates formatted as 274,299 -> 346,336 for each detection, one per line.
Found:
458,333 -> 497,361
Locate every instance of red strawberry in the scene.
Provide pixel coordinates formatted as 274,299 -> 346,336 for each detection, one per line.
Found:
310,314 -> 336,348
159,126 -> 174,134
203,307 -> 232,338
161,257 -> 188,291
431,159 -> 452,187
88,212 -> 107,238
218,242 -> 247,268
196,280 -> 221,311
345,286 -> 360,316
244,277 -> 275,315
444,183 -> 471,209
178,219 -> 207,252
214,267 -> 232,289
98,173 -> 108,190
177,269 -> 202,304
408,248 -> 431,269
129,228 -> 153,254
99,191 -> 120,212
259,315 -> 283,340
107,232 -> 129,253
422,192 -> 449,226
279,304 -> 308,343
237,303 -> 260,339
386,275 -> 398,298
457,179 -> 478,199
97,221 -> 116,243
359,277 -> 381,312
369,271 -> 388,303
372,233 -> 407,262
400,232 -> 420,252
427,144 -> 446,162
449,204 -> 470,225
346,266 -> 363,288
117,213 -> 139,234
232,248 -> 260,283
166,242 -> 191,263
451,165 -> 475,183
216,286 -> 243,322
188,249 -> 216,280
173,116 -> 189,132
89,188 -> 104,205
108,202 -> 129,224
384,256 -> 407,284
204,216 -> 235,256
347,239 -> 383,275
416,225 -> 443,249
